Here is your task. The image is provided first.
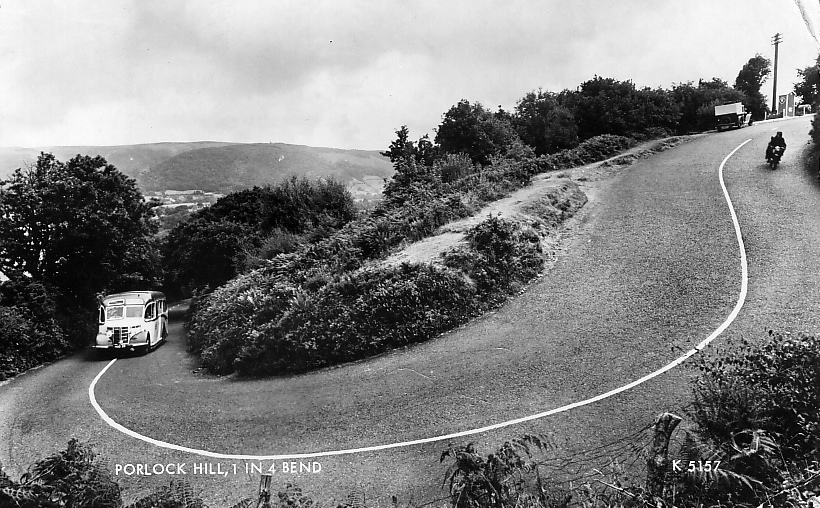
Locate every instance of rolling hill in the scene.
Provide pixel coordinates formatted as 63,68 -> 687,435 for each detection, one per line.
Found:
0,142 -> 393,197
140,143 -> 393,192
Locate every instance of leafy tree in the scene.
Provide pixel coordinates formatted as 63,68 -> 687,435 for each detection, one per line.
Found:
434,100 -> 522,165
163,216 -> 254,296
735,54 -> 771,119
672,78 -> 746,133
0,278 -> 68,379
381,125 -> 438,167
512,89 -> 579,155
794,55 -> 820,106
567,76 -> 678,140
163,177 -> 356,296
0,153 -> 160,311
382,156 -> 443,205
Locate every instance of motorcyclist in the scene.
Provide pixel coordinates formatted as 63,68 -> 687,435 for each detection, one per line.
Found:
766,132 -> 786,161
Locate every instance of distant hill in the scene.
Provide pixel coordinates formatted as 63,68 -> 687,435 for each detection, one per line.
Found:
0,142 -> 236,182
0,142 -> 393,196
141,143 -> 393,192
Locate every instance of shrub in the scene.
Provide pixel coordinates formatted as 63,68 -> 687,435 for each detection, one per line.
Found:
0,279 -> 69,381
233,263 -> 479,376
444,216 -> 545,302
186,270 -> 297,375
440,435 -> 556,508
0,439 -> 121,508
691,330 -> 820,460
540,134 -> 634,170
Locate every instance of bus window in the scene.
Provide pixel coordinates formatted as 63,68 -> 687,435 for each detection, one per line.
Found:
144,302 -> 156,320
106,306 -> 142,320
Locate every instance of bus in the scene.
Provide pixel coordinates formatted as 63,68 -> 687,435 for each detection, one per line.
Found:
94,291 -> 168,353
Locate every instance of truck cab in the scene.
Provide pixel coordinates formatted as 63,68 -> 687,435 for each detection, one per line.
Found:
715,103 -> 750,131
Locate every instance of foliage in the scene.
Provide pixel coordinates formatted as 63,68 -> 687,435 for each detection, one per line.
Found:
440,435 -> 555,508
691,330 -> 820,461
163,177 -> 356,297
0,279 -> 69,380
795,56 -> 820,107
0,439 -> 121,508
539,134 -> 634,171
734,54 -> 771,120
381,125 -> 438,167
443,216 -> 545,303
0,153 -> 161,313
187,156 -> 586,377
186,269 -> 297,375
126,479 -> 210,508
435,100 -> 523,165
671,78 -> 746,133
513,89 -> 579,156
164,216 -> 255,298
438,153 -> 478,184
231,263 -> 479,376
663,429 -> 785,507
563,76 -> 679,141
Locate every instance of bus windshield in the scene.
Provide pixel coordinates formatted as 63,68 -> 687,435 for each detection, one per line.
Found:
106,306 -> 143,320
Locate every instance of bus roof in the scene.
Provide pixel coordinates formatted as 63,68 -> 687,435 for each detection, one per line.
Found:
101,291 -> 165,305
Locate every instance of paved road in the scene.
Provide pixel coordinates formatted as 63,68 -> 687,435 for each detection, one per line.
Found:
1,116 -> 818,505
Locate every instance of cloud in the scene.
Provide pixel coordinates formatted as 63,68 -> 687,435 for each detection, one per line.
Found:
2,0 -> 819,149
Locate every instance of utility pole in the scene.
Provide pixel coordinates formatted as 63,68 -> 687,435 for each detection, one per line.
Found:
772,33 -> 782,115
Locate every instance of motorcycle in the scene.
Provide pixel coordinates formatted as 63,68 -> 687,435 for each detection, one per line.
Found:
767,145 -> 785,169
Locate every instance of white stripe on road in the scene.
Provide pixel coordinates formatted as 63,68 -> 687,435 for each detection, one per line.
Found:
89,140 -> 752,460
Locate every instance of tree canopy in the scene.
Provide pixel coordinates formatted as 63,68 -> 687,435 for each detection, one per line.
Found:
434,100 -> 522,165
794,56 -> 820,106
735,54 -> 771,119
0,153 -> 160,307
513,89 -> 578,156
162,177 -> 356,297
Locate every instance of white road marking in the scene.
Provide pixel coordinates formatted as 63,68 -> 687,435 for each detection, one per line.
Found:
89,140 -> 752,460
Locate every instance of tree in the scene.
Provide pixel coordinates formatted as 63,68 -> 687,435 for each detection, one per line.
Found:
671,78 -> 745,133
434,100 -> 521,165
513,89 -> 579,155
381,126 -> 438,167
567,76 -> 678,140
735,54 -> 771,120
0,153 -> 160,309
794,56 -> 820,106
162,177 -> 356,296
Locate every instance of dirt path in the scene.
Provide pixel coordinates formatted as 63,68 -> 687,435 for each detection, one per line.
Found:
383,136 -> 696,268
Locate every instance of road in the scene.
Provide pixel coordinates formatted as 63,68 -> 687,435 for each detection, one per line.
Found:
1,116 -> 818,506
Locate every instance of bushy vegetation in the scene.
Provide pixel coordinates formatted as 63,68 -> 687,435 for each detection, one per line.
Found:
537,134 -> 634,171
0,279 -> 69,380
0,440 -> 274,508
186,203 -> 580,376
0,439 -> 121,508
162,176 -> 357,298
432,329 -> 820,508
0,153 -> 161,378
692,331 -> 820,461
230,263 -> 479,376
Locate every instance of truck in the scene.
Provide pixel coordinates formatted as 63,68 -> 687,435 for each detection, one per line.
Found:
714,102 -> 751,131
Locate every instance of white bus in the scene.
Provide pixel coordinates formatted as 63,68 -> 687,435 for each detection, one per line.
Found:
94,291 -> 168,353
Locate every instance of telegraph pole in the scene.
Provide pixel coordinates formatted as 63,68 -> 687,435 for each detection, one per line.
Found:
772,33 -> 782,115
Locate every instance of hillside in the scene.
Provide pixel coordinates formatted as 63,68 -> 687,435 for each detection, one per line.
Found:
140,143 -> 393,193
0,142 -> 393,197
0,142 -> 235,182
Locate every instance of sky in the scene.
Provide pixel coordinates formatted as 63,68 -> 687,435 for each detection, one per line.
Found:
1,1 -> 820,151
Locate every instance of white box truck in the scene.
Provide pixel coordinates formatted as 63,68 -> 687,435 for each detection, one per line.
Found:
714,103 -> 750,131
